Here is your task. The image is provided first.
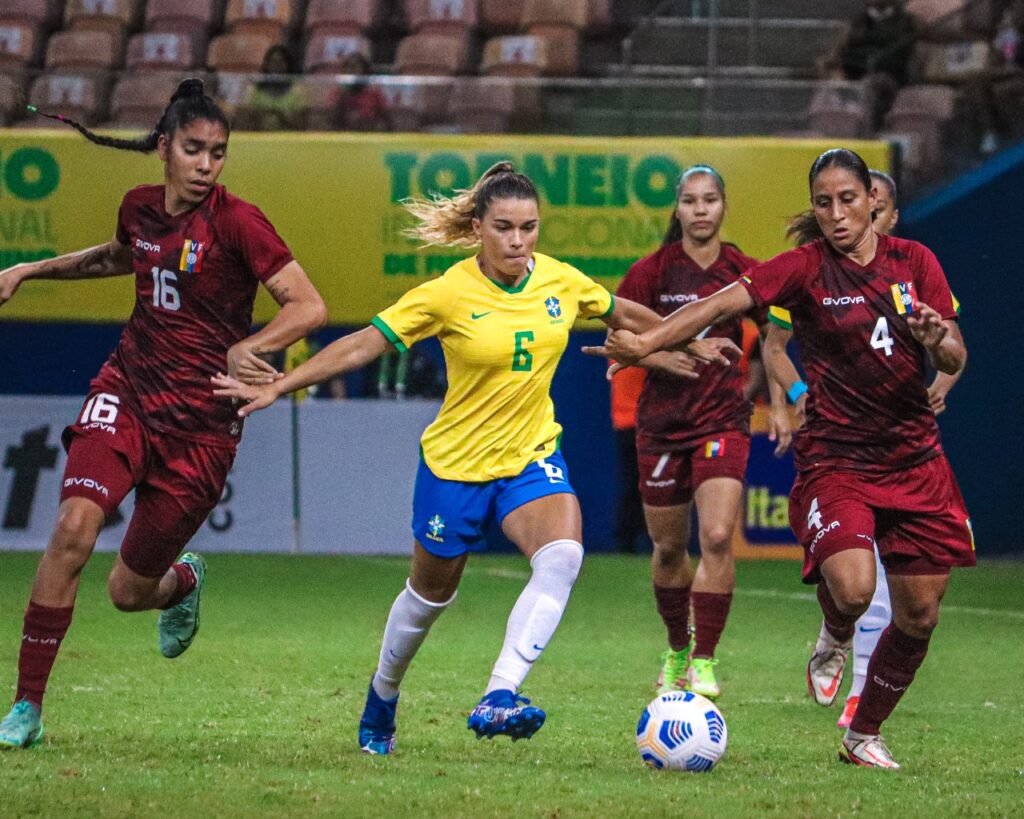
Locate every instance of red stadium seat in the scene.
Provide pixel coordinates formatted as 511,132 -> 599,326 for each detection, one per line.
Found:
394,32 -> 471,75
303,33 -> 372,73
521,0 -> 588,29
0,25 -> 38,69
45,29 -> 122,70
64,0 -> 135,37
206,32 -> 276,71
29,72 -> 107,125
479,0 -> 524,33
404,0 -> 479,34
807,84 -> 870,139
107,72 -> 181,126
480,35 -> 547,76
126,32 -> 197,71
0,0 -> 60,30
145,0 -> 215,48
303,0 -> 381,37
884,84 -> 958,176
224,0 -> 295,42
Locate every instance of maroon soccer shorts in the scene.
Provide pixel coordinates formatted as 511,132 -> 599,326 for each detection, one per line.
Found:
61,388 -> 235,578
789,454 -> 976,584
638,431 -> 751,507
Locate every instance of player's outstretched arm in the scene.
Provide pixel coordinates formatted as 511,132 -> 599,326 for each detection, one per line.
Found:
227,261 -> 328,385
585,282 -> 752,366
212,325 -> 393,418
907,304 -> 965,375
0,239 -> 132,306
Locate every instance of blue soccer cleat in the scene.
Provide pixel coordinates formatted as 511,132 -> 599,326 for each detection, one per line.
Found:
467,689 -> 546,741
359,681 -> 398,755
0,700 -> 45,750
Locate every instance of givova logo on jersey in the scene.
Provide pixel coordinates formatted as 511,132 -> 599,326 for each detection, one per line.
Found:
806,497 -> 839,553
179,239 -> 205,273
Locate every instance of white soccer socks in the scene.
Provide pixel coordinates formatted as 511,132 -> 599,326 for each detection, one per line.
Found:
372,579 -> 455,700
486,539 -> 584,694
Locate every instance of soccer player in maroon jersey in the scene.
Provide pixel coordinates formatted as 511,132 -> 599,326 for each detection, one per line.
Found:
765,168 -> 966,732
586,148 -> 973,769
615,165 -> 799,700
0,78 -> 327,749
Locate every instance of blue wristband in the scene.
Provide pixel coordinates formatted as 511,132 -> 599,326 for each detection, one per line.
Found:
787,380 -> 808,403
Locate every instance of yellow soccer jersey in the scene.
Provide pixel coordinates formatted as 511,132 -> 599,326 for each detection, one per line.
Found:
371,253 -> 614,482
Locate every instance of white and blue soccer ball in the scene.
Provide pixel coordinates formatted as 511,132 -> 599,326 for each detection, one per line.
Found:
636,691 -> 728,772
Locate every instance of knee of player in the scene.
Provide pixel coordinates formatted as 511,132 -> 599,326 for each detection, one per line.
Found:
652,540 -> 688,569
51,501 -> 103,556
698,522 -> 734,553
837,587 -> 873,615
899,605 -> 940,637
107,573 -> 149,611
531,539 -> 584,582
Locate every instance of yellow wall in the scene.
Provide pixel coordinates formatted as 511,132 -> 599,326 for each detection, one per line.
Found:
0,131 -> 891,324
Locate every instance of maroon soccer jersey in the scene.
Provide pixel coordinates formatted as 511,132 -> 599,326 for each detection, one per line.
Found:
618,242 -> 764,454
102,184 -> 294,446
739,234 -> 958,474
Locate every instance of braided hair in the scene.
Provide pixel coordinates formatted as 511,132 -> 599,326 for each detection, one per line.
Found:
26,77 -> 230,153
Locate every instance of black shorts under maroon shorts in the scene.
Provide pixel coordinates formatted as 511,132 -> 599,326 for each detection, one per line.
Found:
637,431 -> 750,507
789,454 -> 976,584
60,386 -> 235,578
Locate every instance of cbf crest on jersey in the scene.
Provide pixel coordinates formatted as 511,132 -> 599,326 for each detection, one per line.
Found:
179,239 -> 205,273
545,296 -> 561,319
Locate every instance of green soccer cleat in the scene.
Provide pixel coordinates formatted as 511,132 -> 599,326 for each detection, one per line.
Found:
686,657 -> 721,700
158,553 -> 207,659
0,700 -> 45,750
656,646 -> 691,695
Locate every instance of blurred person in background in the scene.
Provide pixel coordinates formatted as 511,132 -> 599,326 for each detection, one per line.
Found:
235,45 -> 308,132
330,53 -> 391,132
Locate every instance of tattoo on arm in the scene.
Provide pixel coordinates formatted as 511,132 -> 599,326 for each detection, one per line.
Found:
32,243 -> 129,280
267,282 -> 290,303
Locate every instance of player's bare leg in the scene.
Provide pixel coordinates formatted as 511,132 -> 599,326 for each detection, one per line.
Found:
1,498 -> 103,749
468,493 -> 583,740
646,503 -> 695,694
809,550 -> 874,706
841,571 -> 948,769
360,544 -> 465,754
689,477 -> 743,698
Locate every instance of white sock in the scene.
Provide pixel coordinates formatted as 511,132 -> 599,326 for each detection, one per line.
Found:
485,539 -> 584,695
850,549 -> 891,699
371,579 -> 454,700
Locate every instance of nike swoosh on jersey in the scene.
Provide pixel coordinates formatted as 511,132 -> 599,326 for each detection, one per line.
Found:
471,311 -> 494,320
858,626 -> 884,633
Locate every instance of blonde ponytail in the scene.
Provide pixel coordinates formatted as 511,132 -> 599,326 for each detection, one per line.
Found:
402,161 -> 537,247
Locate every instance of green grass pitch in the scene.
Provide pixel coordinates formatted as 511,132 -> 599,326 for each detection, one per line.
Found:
1,551 -> 1022,818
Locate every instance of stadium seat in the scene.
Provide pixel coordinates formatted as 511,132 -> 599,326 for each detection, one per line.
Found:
522,0 -> 588,29
480,35 -> 547,76
0,0 -> 60,31
526,26 -> 580,76
384,81 -> 453,130
107,72 -> 181,126
394,32 -> 471,74
404,0 -> 479,34
207,32 -> 276,71
303,33 -> 372,73
479,0 -> 524,33
586,0 -> 612,33
45,29 -> 122,70
64,0 -> 134,37
303,0 -> 381,37
224,0 -> 295,42
913,40 -> 995,83
299,76 -> 339,129
0,25 -> 38,69
126,32 -> 197,71
448,77 -> 516,132
807,84 -> 870,138
145,0 -> 216,47
905,0 -> 998,40
29,72 -> 107,125
884,84 -> 957,175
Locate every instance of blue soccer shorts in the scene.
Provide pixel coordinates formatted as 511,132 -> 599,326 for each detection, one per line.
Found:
411,451 -> 576,558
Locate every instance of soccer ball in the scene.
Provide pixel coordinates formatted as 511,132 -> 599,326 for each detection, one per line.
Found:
636,691 -> 728,772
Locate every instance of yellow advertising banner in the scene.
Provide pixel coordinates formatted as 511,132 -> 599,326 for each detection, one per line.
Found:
0,131 -> 890,324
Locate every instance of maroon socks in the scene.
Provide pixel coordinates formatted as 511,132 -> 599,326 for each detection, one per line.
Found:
653,583 -> 692,651
850,624 -> 930,735
161,562 -> 197,609
692,591 -> 732,658
817,581 -> 857,643
16,602 -> 74,709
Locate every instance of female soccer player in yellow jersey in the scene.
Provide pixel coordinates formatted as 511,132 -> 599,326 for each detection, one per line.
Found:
211,162 -> 740,755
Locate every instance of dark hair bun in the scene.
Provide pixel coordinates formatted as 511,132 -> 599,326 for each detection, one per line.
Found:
171,78 -> 206,103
